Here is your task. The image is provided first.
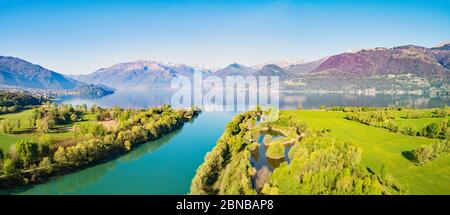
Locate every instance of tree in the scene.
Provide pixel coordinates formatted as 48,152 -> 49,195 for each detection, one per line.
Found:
16,140 -> 40,167
36,117 -> 54,134
70,113 -> 78,122
422,122 -> 441,138
2,158 -> 16,175
124,140 -> 132,151
14,119 -> 21,129
39,157 -> 53,173
0,119 -> 14,134
53,146 -> 68,166
412,144 -> 434,164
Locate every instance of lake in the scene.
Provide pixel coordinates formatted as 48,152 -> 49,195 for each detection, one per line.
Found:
3,89 -> 448,194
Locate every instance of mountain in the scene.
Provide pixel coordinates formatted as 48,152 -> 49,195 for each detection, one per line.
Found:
0,56 -> 114,96
285,57 -> 328,77
310,45 -> 449,79
251,59 -> 307,70
72,43 -> 450,93
254,64 -> 288,79
213,63 -> 257,77
74,60 -> 213,89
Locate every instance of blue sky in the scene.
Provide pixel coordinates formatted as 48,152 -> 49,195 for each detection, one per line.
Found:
0,0 -> 449,74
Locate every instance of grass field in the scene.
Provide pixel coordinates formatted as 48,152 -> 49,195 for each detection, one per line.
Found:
392,117 -> 449,130
283,110 -> 449,194
0,109 -> 96,152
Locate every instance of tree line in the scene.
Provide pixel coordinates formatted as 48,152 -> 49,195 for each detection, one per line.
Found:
0,104 -> 198,188
344,111 -> 449,139
0,91 -> 46,114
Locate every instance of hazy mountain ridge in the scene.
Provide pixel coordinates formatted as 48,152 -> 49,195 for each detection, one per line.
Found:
74,60 -> 214,89
0,56 -> 114,96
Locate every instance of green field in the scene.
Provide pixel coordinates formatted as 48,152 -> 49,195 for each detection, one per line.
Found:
392,117 -> 449,130
0,109 -> 96,151
283,110 -> 449,194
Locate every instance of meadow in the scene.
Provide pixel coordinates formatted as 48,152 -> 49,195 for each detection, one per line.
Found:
0,109 -> 96,151
283,110 -> 449,194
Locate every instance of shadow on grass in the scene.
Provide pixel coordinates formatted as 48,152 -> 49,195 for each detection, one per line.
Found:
401,151 -> 417,163
12,128 -> 36,135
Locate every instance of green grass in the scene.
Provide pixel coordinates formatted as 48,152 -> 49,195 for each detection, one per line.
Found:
392,117 -> 449,130
0,109 -> 96,152
283,110 -> 450,194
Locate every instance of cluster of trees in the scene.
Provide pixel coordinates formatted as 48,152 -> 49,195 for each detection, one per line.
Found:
0,106 -> 18,114
0,140 -> 50,176
190,111 -> 257,195
0,119 -> 21,134
327,106 -> 400,112
261,131 -> 407,195
0,91 -> 46,111
401,107 -> 449,119
51,105 -> 196,170
345,111 -> 449,139
344,110 -> 395,125
0,104 -> 197,186
411,140 -> 449,165
265,142 -> 284,160
1,104 -> 70,136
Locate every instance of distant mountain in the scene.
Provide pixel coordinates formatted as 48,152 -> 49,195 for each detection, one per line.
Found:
213,63 -> 257,77
285,57 -> 328,77
74,60 -> 213,89
254,64 -> 288,79
0,56 -> 114,96
310,45 -> 449,79
72,43 -> 450,93
251,59 -> 307,70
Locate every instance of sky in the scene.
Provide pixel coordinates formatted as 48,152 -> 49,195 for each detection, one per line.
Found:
0,0 -> 449,75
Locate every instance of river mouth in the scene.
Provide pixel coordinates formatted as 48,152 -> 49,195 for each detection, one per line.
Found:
250,129 -> 293,192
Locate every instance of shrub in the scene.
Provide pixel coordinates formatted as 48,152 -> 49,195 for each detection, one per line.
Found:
265,142 -> 284,159
2,158 -> 16,175
411,140 -> 449,165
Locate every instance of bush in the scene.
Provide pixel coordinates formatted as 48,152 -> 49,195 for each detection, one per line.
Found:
411,140 -> 449,165
2,158 -> 16,175
265,142 -> 284,159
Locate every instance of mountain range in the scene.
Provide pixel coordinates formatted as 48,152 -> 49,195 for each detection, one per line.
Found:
1,43 -> 449,94
0,56 -> 114,96
74,60 -> 214,89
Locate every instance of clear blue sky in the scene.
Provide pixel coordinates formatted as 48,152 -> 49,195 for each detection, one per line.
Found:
0,0 -> 449,74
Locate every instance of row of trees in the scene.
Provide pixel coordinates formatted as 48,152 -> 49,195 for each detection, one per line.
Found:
327,106 -> 401,112
345,112 -> 449,139
190,111 -> 257,195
